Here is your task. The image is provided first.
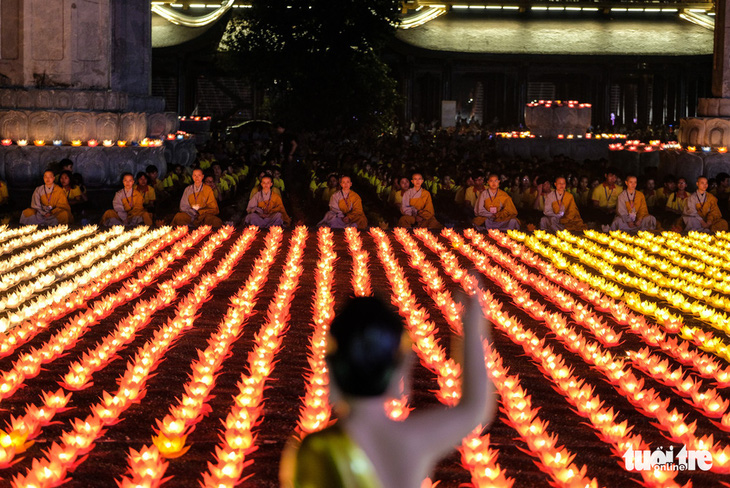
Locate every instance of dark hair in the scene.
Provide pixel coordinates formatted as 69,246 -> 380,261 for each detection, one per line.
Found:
59,158 -> 73,168
135,172 -> 148,183
146,165 -> 158,174
59,170 -> 75,188
121,172 -> 134,183
327,297 -> 405,397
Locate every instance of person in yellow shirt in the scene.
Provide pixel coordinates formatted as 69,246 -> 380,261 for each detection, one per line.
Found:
591,167 -> 622,228
664,177 -> 689,231
58,170 -> 84,212
387,177 -> 408,208
713,172 -> 730,216
520,176 -> 538,211
573,176 -> 591,208
134,172 -> 156,214
610,175 -> 656,232
101,173 -> 153,227
655,175 -> 675,210
204,174 -> 223,203
20,170 -> 72,225
320,174 -> 340,203
683,176 -> 729,232
454,175 -> 471,208
540,176 -> 586,232
643,178 -> 658,210
210,163 -> 230,201
532,177 -> 553,213
398,172 -> 441,229
146,165 -> 166,199
665,177 -> 689,214
473,174 -> 520,230
318,176 -> 368,229
171,169 -> 223,227
244,175 -> 291,227
464,174 -> 486,209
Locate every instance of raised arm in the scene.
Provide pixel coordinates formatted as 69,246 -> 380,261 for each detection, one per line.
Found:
400,292 -> 492,461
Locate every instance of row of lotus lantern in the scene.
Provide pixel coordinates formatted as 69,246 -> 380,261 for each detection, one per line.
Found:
445,230 -> 730,478
199,227 -> 305,488
0,228 -> 207,468
13,227 -> 256,488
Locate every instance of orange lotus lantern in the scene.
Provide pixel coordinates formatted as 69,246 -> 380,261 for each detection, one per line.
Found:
152,433 -> 189,458
117,140 -> 127,147
33,139 -> 45,146
71,140 -> 82,147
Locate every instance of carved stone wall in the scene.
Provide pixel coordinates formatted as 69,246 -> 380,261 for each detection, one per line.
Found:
0,138 -> 195,188
0,110 -> 179,142
524,104 -> 592,138
0,89 -> 164,113
678,117 -> 730,147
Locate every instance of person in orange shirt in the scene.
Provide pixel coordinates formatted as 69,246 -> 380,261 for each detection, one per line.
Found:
473,174 -> 520,230
610,175 -> 656,232
398,172 -> 441,229
171,168 -> 223,227
102,173 -> 153,227
683,176 -> 729,232
540,176 -> 586,232
20,170 -> 72,225
318,176 -> 368,229
245,175 -> 291,227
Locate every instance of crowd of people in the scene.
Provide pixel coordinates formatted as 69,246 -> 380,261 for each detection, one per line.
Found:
1,125 -> 729,234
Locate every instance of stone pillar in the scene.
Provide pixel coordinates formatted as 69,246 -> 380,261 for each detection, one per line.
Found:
0,1 -> 188,188
713,0 -> 730,98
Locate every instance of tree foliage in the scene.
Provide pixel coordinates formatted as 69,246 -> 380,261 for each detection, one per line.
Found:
222,0 -> 402,130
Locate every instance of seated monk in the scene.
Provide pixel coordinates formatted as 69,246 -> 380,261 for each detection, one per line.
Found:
473,174 -> 520,231
318,176 -> 367,229
540,176 -> 586,232
611,175 -> 656,232
171,168 -> 223,227
101,173 -> 153,227
244,175 -> 291,228
683,176 -> 729,233
398,172 -> 441,229
20,170 -> 72,225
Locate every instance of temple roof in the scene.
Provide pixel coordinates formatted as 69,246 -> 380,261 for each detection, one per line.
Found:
395,14 -> 713,56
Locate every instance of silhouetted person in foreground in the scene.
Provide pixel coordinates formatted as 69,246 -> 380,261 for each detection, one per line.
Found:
281,295 -> 494,488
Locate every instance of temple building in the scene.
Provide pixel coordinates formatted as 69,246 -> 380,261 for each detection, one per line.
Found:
148,0 -> 715,128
